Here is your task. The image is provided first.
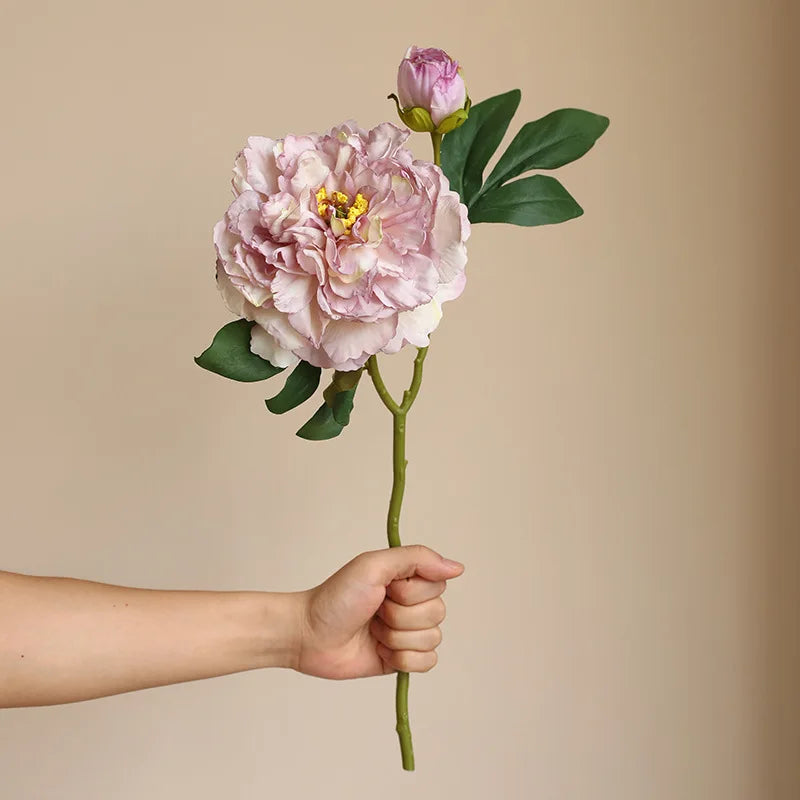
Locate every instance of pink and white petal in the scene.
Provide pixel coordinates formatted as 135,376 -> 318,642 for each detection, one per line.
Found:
435,270 -> 467,303
215,266 -> 250,319
336,244 -> 378,283
250,305 -> 308,354
213,219 -> 238,263
320,316 -> 398,368
372,266 -> 437,310
431,192 -> 470,282
232,153 -> 251,194
365,123 -> 410,161
297,246 -> 327,282
291,150 -> 330,191
382,300 -> 443,354
237,282 -> 272,308
288,302 -> 329,349
244,136 -> 280,196
227,191 -> 264,245
280,135 -> 318,160
271,270 -> 315,314
250,325 -> 299,369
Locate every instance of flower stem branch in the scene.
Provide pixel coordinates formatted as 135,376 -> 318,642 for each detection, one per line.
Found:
365,347 -> 429,770
365,356 -> 401,415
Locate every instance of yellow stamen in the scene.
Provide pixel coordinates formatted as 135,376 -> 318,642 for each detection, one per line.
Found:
316,187 -> 329,216
315,188 -> 369,234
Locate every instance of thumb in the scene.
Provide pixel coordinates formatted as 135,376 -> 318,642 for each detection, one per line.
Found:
353,544 -> 465,587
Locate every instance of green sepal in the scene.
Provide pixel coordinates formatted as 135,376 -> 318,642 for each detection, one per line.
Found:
389,93 -> 471,135
388,94 -> 436,133
436,106 -> 469,134
194,319 -> 285,382
265,360 -> 321,414
331,389 -> 356,425
469,174 -> 583,227
296,368 -> 362,440
322,368 -> 363,406
295,402 -> 344,441
323,368 -> 362,425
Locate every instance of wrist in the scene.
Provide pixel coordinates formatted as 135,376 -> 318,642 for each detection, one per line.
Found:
242,590 -> 309,671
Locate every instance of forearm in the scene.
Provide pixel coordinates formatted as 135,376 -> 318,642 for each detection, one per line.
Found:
0,571 -> 305,708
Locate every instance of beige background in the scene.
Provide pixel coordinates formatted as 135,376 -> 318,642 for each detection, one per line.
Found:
1,0 -> 797,798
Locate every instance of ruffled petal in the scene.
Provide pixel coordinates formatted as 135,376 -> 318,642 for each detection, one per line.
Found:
271,270 -> 315,314
320,316 -> 398,366
250,326 -> 299,368
382,300 -> 442,354
240,136 -> 280,196
431,191 -> 470,282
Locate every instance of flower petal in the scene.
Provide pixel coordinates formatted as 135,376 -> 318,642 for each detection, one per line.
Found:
431,191 -> 469,282
271,270 -> 315,314
240,136 -> 280,196
321,316 -> 398,367
382,300 -> 443,354
250,326 -> 299,368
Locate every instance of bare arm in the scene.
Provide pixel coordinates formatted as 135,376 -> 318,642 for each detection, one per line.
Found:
0,570 -> 302,707
0,546 -> 464,708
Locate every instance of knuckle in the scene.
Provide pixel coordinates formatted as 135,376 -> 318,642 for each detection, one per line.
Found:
428,597 -> 446,625
352,551 -> 375,575
394,651 -> 413,672
390,580 -> 411,604
422,652 -> 438,672
379,600 -> 399,627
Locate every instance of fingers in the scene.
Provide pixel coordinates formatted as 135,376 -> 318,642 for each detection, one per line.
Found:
386,576 -> 446,606
370,617 -> 442,652
353,547 -> 462,675
377,596 -> 446,630
376,644 -> 438,674
354,545 -> 464,587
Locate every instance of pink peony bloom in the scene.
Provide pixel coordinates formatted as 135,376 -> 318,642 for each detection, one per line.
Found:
214,122 -> 470,371
397,46 -> 467,127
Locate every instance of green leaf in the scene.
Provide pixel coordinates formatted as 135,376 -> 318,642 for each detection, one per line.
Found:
469,175 -> 583,227
331,388 -> 356,426
195,320 -> 285,382
265,360 -> 321,414
296,402 -> 344,441
481,109 -> 609,196
440,89 -> 521,205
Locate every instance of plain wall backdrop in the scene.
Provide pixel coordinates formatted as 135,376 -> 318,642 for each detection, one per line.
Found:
1,1 -> 797,798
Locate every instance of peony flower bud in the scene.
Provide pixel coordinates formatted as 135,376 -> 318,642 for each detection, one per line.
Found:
391,46 -> 470,134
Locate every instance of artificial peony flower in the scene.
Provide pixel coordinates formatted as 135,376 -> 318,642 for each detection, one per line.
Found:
213,122 -> 470,371
395,46 -> 469,132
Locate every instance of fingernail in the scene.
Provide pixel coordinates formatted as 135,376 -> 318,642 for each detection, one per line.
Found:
442,558 -> 464,570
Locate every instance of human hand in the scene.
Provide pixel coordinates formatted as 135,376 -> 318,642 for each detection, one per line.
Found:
295,545 -> 465,680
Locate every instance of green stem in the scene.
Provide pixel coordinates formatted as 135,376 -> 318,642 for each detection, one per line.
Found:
365,348 -> 429,771
431,132 -> 442,167
395,671 -> 413,770
365,356 -> 400,415
366,130 -> 440,772
388,411 -> 406,549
